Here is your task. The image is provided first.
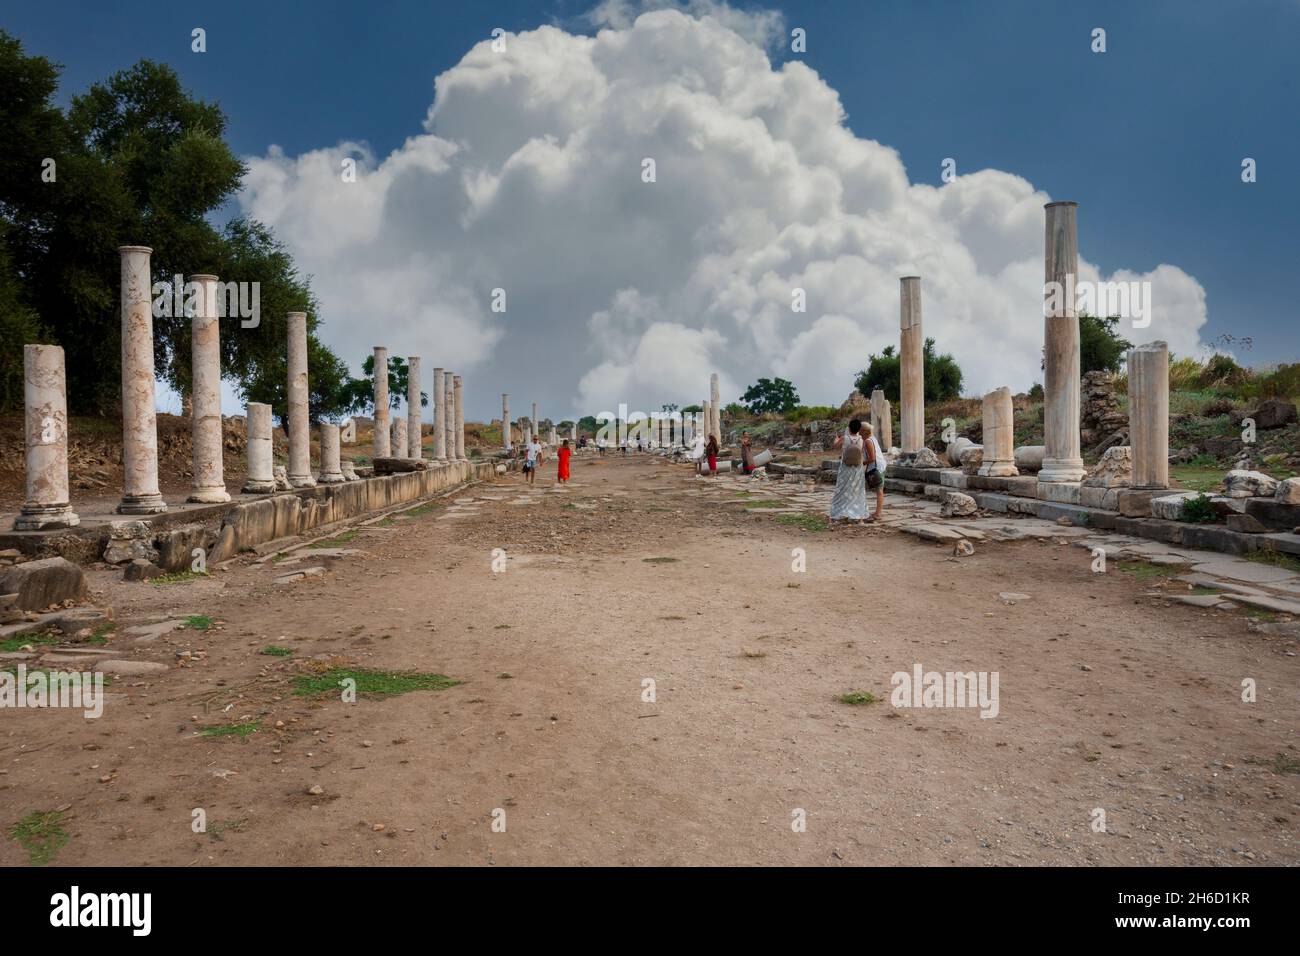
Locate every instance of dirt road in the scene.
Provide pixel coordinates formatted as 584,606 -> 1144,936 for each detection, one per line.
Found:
2,455 -> 1296,866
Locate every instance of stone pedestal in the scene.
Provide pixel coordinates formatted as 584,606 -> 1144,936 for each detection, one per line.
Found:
117,246 -> 167,514
392,416 -> 407,459
15,344 -> 79,530
242,402 -> 276,493
188,275 -> 230,503
373,346 -> 391,458
1040,201 -> 1086,482
502,393 -> 511,451
899,276 -> 924,454
286,312 -> 315,487
978,386 -> 1018,477
407,356 -> 422,461
433,367 -> 447,460
318,423 -> 345,483
1129,341 -> 1170,489
454,375 -> 466,460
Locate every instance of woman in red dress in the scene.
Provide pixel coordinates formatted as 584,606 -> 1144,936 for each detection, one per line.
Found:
557,438 -> 572,483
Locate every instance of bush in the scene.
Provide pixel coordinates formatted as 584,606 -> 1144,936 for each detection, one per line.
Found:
1180,494 -> 1218,524
787,405 -> 838,423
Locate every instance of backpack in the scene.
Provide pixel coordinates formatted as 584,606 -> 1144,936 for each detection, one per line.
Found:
841,434 -> 864,467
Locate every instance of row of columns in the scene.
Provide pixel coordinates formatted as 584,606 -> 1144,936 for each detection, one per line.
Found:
371,347 -> 468,465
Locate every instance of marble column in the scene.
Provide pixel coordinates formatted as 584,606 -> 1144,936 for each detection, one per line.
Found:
318,423 -> 345,483
187,275 -> 229,503
433,367 -> 447,461
571,421 -> 577,443
701,401 -> 712,440
709,373 -> 721,444
407,356 -> 422,461
1129,341 -> 1170,490
502,394 -> 512,451
454,374 -> 466,460
977,386 -> 1019,477
373,347 -> 391,458
532,402 -> 539,445
549,425 -> 557,446
392,416 -> 407,459
899,276 -> 924,455
14,344 -> 79,530
286,312 -> 315,487
870,387 -> 893,450
117,245 -> 166,514
1040,200 -> 1086,482
242,402 -> 276,493
445,374 -> 456,459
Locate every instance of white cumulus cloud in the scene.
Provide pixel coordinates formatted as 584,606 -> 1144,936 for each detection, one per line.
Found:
236,1 -> 1209,421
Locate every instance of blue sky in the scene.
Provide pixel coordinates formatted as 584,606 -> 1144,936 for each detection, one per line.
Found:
6,0 -> 1298,415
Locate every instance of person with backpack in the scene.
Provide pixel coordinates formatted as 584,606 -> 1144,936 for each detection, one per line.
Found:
829,418 -> 871,523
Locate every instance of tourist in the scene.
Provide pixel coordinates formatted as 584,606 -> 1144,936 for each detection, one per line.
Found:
705,433 -> 719,477
597,435 -> 606,456
557,438 -> 572,484
524,433 -> 541,485
864,422 -> 886,521
829,418 -> 870,524
740,432 -> 754,475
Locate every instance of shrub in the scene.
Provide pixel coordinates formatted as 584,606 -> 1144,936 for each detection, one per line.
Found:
1180,494 -> 1218,524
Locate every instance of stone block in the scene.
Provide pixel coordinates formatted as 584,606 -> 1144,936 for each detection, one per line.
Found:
1080,486 -> 1121,510
1243,497 -> 1300,530
1036,481 -> 1082,504
0,556 -> 86,611
1150,492 -> 1200,521
938,469 -> 967,489
1115,488 -> 1166,518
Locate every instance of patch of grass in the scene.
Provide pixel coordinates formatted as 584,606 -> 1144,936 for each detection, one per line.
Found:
1179,493 -> 1218,524
205,818 -> 248,842
260,645 -> 293,657
183,615 -> 214,631
838,691 -> 877,706
292,667 -> 461,698
374,517 -> 395,528
199,721 -> 261,738
1170,467 -> 1225,495
151,570 -> 207,585
403,501 -> 444,517
1189,586 -> 1223,596
1247,752 -> 1300,775
643,556 -> 678,564
1246,548 -> 1300,574
1243,608 -> 1278,623
0,632 -> 61,653
1118,560 -> 1189,580
777,513 -> 829,533
309,529 -> 358,548
744,499 -> 789,508
9,810 -> 69,866
85,625 -> 113,646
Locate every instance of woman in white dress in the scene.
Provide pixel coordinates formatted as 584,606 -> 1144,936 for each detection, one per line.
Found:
829,419 -> 871,523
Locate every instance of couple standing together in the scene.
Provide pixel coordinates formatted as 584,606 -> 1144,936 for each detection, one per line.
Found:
829,419 -> 885,524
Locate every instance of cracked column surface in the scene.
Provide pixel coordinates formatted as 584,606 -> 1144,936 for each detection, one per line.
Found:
372,346 -> 390,458
15,344 -> 79,530
899,276 -> 924,455
242,402 -> 276,493
433,367 -> 447,460
407,356 -> 422,461
188,275 -> 230,503
1129,341 -> 1170,490
286,312 -> 315,487
1040,201 -> 1086,483
318,423 -> 345,483
117,245 -> 166,514
454,374 -> 466,460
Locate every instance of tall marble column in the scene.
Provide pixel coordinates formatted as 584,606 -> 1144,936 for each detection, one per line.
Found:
531,402 -> 539,445
709,373 -> 721,444
117,245 -> 167,514
570,421 -> 577,443
977,386 -> 1018,477
433,367 -> 446,461
392,416 -> 407,459
445,374 -> 456,459
286,312 -> 315,487
502,393 -> 512,451
318,423 -> 345,483
406,356 -> 422,461
454,374 -> 466,460
1040,200 -> 1086,482
14,344 -> 79,529
1129,341 -> 1170,490
899,276 -> 924,455
188,275 -> 229,503
242,402 -> 276,493
372,346 -> 391,458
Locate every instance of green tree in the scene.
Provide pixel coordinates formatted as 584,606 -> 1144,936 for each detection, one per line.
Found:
336,354 -> 427,416
1079,314 -> 1132,374
740,377 -> 799,414
578,415 -> 599,435
855,339 -> 963,402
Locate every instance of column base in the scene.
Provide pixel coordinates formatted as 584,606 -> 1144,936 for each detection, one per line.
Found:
288,475 -> 316,488
117,494 -> 167,515
318,473 -> 346,484
241,479 -> 277,494
978,462 -> 1019,478
13,505 -> 80,531
1038,458 -> 1086,483
187,487 -> 231,504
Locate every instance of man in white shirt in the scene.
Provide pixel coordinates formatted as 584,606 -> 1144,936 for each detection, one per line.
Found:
525,436 -> 542,485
